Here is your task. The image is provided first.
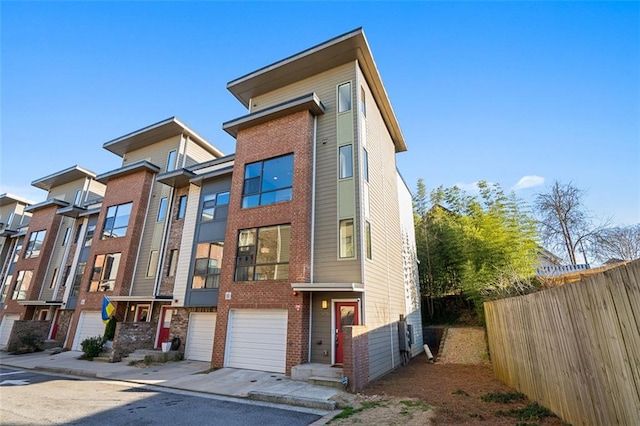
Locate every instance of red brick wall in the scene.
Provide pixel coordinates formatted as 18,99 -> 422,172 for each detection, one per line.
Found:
343,325 -> 370,392
212,110 -> 315,374
66,168 -> 156,349
159,186 -> 189,296
1,204 -> 62,320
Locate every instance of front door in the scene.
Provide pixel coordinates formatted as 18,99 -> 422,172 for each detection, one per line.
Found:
157,306 -> 173,349
135,305 -> 150,322
334,301 -> 359,364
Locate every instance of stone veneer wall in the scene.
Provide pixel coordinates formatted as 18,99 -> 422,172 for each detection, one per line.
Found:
110,322 -> 155,362
343,325 -> 369,392
55,310 -> 74,345
170,307 -> 217,354
7,320 -> 52,353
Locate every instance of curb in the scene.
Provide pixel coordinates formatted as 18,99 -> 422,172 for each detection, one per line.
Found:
33,366 -> 97,378
247,390 -> 337,411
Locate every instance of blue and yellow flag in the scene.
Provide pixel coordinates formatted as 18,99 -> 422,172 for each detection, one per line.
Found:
101,296 -> 115,324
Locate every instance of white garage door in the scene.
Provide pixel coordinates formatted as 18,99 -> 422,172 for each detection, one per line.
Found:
226,309 -> 288,373
185,312 -> 216,362
72,311 -> 104,350
0,314 -> 20,350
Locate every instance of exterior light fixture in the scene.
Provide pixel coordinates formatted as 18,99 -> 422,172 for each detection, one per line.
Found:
321,300 -> 328,309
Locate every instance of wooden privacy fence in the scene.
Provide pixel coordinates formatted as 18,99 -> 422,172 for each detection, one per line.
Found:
485,259 -> 640,426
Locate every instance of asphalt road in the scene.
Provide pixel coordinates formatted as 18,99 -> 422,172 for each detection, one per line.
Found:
0,367 -> 323,425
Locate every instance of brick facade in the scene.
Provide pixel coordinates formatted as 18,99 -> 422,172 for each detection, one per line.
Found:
343,325 -> 369,391
66,168 -> 156,349
212,110 -> 315,374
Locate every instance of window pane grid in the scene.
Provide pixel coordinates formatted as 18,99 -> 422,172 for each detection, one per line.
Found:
241,154 -> 293,208
102,202 -> 132,239
234,224 -> 290,281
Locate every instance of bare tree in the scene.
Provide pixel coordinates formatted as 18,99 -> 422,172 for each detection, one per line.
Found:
535,181 -> 606,265
594,224 -> 640,262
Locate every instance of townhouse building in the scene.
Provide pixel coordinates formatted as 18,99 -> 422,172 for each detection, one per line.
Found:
0,28 -> 421,389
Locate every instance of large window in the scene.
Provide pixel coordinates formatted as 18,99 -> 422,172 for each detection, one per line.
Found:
365,221 -> 372,260
49,268 -> 59,289
71,263 -> 85,297
102,202 -> 132,239
24,230 -> 46,259
339,145 -> 353,179
201,191 -> 229,221
89,253 -> 121,292
363,148 -> 369,182
193,242 -> 223,288
235,224 -> 291,281
338,82 -> 352,113
167,249 -> 179,277
146,250 -> 159,278
242,154 -> 293,208
339,219 -> 355,258
12,270 -> 33,300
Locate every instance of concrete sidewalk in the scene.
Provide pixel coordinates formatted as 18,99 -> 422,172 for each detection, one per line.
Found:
0,349 -> 342,417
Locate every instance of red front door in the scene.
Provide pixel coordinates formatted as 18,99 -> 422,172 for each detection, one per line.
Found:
157,307 -> 172,349
334,301 -> 359,364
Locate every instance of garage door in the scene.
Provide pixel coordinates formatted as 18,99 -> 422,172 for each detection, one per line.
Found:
226,309 -> 288,373
0,314 -> 20,350
72,311 -> 104,350
185,312 -> 216,362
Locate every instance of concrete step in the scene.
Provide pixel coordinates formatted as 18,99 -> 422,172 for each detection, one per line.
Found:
247,391 -> 336,411
308,376 -> 345,389
93,352 -> 111,362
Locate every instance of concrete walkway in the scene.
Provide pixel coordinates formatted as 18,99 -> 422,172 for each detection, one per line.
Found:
0,349 -> 342,422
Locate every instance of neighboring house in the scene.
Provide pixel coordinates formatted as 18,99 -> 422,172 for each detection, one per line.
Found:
0,167 -> 105,349
536,246 -> 590,276
0,194 -> 34,349
0,28 -> 421,389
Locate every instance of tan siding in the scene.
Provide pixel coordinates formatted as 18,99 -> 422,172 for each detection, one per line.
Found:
48,180 -> 86,203
131,182 -> 172,296
172,184 -> 200,307
354,66 -> 407,379
40,216 -> 75,300
86,180 -> 106,202
122,136 -> 181,172
184,139 -> 218,167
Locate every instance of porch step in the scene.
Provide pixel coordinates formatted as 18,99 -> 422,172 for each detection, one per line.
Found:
308,376 -> 345,389
93,352 -> 112,362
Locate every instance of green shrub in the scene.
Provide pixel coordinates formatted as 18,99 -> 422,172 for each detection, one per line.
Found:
80,336 -> 103,360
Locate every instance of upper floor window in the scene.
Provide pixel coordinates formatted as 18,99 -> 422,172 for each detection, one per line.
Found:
339,219 -> 355,259
157,198 -> 168,222
202,191 -> 229,221
74,189 -> 83,205
365,221 -> 372,260
338,82 -> 352,113
339,145 -> 353,179
235,224 -> 291,281
363,148 -> 369,182
12,270 -> 33,300
89,253 -> 121,292
102,202 -> 132,239
360,87 -> 366,116
167,249 -> 179,277
177,195 -> 187,219
242,154 -> 293,208
167,150 -> 177,172
49,268 -> 59,289
62,227 -> 71,246
193,242 -> 223,288
25,230 -> 46,259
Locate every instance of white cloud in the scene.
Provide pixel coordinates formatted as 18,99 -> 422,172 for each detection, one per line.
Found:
512,175 -> 545,191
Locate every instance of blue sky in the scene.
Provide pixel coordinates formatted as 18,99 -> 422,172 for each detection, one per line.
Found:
1,1 -> 638,226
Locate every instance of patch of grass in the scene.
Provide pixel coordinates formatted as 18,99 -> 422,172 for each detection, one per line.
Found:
328,401 -> 385,423
469,413 -> 484,420
496,402 -> 555,422
481,391 -> 526,403
452,389 -> 470,397
399,400 -> 430,411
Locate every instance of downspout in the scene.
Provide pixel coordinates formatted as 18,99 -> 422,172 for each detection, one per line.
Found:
308,115 -> 318,363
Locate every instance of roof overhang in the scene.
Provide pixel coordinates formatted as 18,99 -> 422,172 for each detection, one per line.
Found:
291,282 -> 365,292
106,295 -> 167,302
223,93 -> 325,138
31,165 -> 96,191
0,229 -> 18,237
0,193 -> 35,207
227,28 -> 407,152
56,205 -> 87,218
156,168 -> 197,188
96,160 -> 161,185
17,300 -> 63,306
24,198 -> 70,213
79,206 -> 102,217
189,165 -> 234,186
103,116 -> 224,158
